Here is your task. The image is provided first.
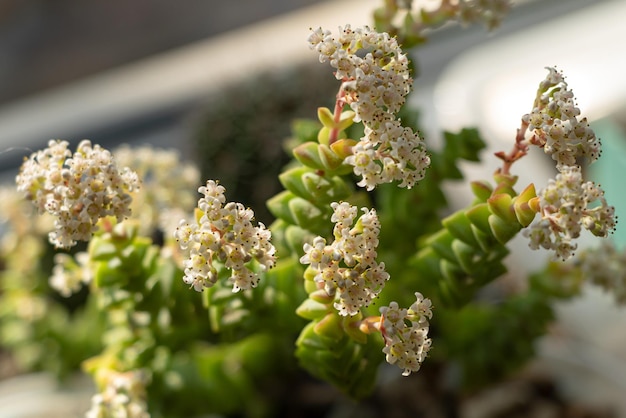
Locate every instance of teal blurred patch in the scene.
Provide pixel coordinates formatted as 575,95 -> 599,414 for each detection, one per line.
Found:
590,119 -> 626,247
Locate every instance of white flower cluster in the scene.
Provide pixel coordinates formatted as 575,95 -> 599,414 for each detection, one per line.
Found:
86,370 -> 150,418
525,165 -> 616,260
379,292 -> 433,376
113,145 -> 200,236
522,68 -> 616,260
50,251 -> 92,297
300,202 -> 389,316
174,180 -> 276,293
308,25 -> 430,190
576,241 -> 626,305
523,67 -> 600,168
16,140 -> 140,248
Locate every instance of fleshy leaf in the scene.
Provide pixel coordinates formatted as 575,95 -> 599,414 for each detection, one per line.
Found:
465,203 -> 492,234
337,111 -> 356,131
330,138 -> 357,160
342,314 -> 367,344
302,172 -> 351,203
318,144 -> 344,171
470,180 -> 493,202
488,214 -> 520,244
513,183 -> 539,227
313,312 -> 344,341
296,298 -> 331,320
442,211 -> 479,247
317,107 -> 335,128
293,142 -> 325,170
487,193 -> 517,223
266,191 -> 298,225
279,166 -> 316,200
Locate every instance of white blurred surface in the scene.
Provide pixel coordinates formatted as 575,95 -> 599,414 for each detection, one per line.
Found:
435,0 -> 626,145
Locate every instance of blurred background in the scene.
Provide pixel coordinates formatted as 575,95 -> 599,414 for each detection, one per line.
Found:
0,0 -> 327,104
1,0 -> 626,416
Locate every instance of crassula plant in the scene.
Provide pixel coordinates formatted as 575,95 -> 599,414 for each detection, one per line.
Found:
1,1 -> 624,417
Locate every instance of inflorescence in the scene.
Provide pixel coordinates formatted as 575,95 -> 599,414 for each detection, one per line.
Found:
526,165 -> 616,260
16,139 -> 140,248
523,68 -> 616,260
86,370 -> 150,418
175,180 -> 276,293
523,67 -> 601,168
308,25 -> 430,190
379,292 -> 433,376
575,241 -> 626,305
300,201 -> 390,316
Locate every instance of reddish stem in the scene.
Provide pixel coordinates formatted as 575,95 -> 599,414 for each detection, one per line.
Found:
496,119 -> 531,175
328,85 -> 349,146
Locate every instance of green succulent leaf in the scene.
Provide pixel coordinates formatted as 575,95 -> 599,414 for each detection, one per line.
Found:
442,211 -> 480,247
342,314 -> 367,344
284,224 -> 317,257
288,197 -> 330,235
296,298 -> 331,320
488,214 -> 521,244
466,203 -> 493,235
329,138 -> 357,160
317,144 -> 344,171
317,107 -> 335,128
470,180 -> 494,202
513,183 -> 539,227
301,172 -> 351,203
279,166 -> 316,200
487,193 -> 517,223
293,142 -> 325,170
266,191 -> 298,225
313,312 -> 344,341
337,111 -> 356,131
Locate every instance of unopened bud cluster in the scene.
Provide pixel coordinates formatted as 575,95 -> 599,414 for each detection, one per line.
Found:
379,292 -> 433,376
300,202 -> 390,316
308,25 -> 430,190
175,180 -> 276,293
16,140 -> 140,248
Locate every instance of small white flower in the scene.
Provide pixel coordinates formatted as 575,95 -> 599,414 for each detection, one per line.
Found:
175,180 -> 276,293
407,292 -> 433,324
379,292 -> 433,376
300,202 -> 389,316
